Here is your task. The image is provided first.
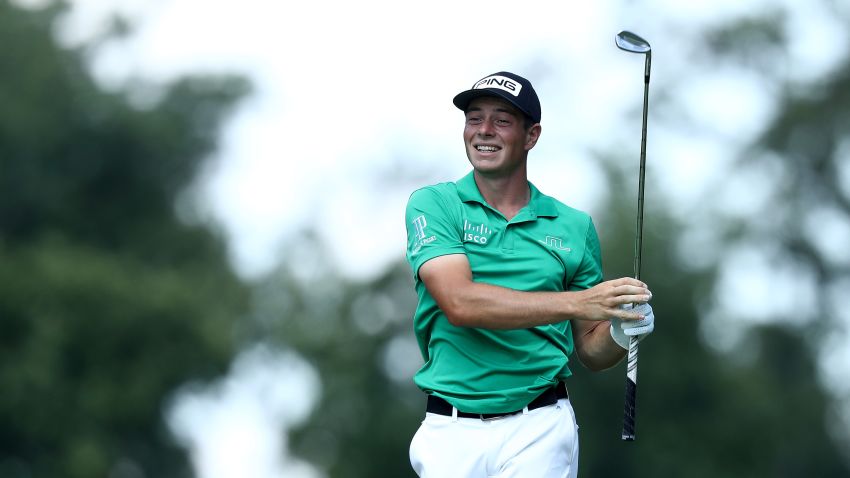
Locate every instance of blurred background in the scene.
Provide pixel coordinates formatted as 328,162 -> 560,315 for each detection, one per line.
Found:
2,0 -> 849,476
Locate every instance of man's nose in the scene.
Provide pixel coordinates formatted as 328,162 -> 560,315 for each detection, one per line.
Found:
476,119 -> 495,136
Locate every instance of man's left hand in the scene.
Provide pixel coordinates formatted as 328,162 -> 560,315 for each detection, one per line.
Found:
609,303 -> 655,349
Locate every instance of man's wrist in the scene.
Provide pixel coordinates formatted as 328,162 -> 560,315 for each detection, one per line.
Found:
561,289 -> 585,321
609,320 -> 630,349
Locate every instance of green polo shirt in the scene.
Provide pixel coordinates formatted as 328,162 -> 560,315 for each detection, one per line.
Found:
405,172 -> 603,413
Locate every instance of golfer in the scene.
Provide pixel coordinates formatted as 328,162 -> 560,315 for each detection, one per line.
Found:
404,71 -> 656,477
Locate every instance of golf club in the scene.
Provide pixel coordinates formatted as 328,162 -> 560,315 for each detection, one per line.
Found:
615,29 -> 651,442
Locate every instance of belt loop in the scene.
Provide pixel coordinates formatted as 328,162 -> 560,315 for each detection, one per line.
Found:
522,406 -> 529,415
451,406 -> 458,422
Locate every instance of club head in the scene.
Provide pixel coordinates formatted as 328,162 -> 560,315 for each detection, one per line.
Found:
616,31 -> 651,54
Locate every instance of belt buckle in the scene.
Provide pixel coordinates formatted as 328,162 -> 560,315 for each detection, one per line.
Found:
479,413 -> 505,421
479,410 -> 516,421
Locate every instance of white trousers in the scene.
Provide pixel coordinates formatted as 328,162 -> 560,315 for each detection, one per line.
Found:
409,398 -> 579,478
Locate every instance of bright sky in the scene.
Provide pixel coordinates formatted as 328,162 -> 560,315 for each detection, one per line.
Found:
43,0 -> 848,280
17,0 -> 849,476
56,0 -> 637,280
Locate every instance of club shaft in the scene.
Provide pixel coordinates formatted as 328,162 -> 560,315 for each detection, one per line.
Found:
633,61 -> 649,281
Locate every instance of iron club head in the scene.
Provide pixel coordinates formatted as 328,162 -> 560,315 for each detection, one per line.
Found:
615,30 -> 651,54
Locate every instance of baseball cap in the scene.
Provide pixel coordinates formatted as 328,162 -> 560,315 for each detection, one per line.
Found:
452,71 -> 541,123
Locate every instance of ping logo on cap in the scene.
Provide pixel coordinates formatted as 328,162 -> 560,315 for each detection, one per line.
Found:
473,75 -> 522,97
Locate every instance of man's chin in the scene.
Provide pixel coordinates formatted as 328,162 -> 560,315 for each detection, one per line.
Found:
468,155 -> 501,169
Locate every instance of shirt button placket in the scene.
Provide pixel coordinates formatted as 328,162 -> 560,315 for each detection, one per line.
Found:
501,224 -> 515,252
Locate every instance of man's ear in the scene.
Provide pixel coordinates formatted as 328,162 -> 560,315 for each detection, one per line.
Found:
525,123 -> 542,150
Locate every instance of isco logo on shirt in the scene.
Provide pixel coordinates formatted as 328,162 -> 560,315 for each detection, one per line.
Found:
463,219 -> 493,245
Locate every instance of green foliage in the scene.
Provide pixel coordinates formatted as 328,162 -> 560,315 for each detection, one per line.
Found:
572,170 -> 849,475
0,1 -> 251,477
250,242 -> 423,478
698,2 -> 850,333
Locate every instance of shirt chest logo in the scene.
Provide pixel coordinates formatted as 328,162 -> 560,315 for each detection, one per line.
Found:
539,236 -> 571,252
464,220 -> 493,245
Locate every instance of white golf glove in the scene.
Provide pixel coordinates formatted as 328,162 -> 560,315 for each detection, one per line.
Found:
610,303 -> 655,350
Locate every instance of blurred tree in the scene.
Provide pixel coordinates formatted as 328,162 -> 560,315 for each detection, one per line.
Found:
248,233 -> 423,478
570,163 -> 850,476
548,9 -> 850,470
0,1 -> 251,477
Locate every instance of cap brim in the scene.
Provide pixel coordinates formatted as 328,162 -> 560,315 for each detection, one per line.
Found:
452,89 -> 538,123
453,89 -> 510,112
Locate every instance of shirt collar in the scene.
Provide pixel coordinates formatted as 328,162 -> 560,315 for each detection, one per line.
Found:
456,171 -> 559,219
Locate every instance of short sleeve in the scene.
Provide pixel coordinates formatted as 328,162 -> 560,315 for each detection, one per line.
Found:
405,186 -> 466,280
567,218 -> 603,291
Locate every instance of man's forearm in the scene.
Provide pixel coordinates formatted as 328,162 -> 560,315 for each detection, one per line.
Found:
419,254 -> 651,330
572,319 -> 627,371
438,281 -> 582,329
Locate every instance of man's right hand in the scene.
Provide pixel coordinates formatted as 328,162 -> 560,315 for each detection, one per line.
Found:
572,277 -> 652,322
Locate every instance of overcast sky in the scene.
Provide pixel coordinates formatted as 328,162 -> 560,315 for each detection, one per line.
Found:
19,0 -> 850,476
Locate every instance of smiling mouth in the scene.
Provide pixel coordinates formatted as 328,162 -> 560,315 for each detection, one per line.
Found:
475,145 -> 501,152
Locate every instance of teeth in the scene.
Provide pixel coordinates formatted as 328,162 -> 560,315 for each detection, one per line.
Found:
476,145 -> 499,152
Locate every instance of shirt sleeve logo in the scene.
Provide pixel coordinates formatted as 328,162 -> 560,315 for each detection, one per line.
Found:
411,215 -> 436,253
412,215 -> 428,240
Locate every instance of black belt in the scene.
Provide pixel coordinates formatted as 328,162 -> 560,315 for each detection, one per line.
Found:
426,382 -> 568,420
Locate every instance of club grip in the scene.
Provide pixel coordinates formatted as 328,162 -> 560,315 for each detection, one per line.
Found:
622,376 -> 636,440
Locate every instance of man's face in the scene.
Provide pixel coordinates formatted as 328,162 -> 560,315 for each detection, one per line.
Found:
463,96 -> 540,178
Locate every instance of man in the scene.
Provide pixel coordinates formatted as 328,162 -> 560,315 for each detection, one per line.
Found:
404,71 -> 655,478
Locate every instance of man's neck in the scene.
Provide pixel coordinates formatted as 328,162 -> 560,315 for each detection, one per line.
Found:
473,170 -> 530,221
